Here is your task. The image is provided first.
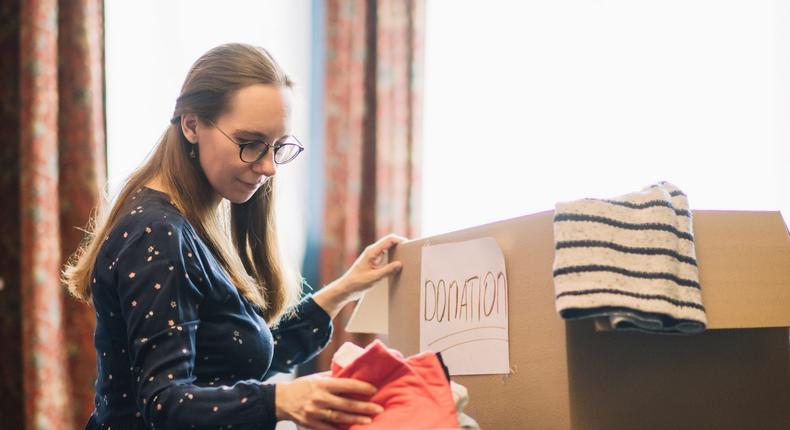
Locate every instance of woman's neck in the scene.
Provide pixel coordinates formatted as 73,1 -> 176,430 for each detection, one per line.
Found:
145,175 -> 223,210
144,176 -> 170,195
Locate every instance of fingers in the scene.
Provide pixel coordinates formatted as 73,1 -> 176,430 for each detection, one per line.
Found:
313,393 -> 383,425
355,259 -> 402,289
367,233 -> 408,256
372,260 -> 402,278
321,377 -> 378,397
320,393 -> 383,416
297,379 -> 384,429
321,408 -> 375,425
365,234 -> 407,269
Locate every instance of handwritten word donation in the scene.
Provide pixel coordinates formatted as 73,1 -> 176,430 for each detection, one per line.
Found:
420,237 -> 510,375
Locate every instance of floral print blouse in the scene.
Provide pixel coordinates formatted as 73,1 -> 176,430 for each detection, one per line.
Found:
85,187 -> 333,430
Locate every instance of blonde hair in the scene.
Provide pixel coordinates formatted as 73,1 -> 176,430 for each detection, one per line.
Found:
63,43 -> 300,323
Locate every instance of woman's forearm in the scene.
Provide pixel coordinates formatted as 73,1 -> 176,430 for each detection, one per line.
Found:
312,280 -> 353,319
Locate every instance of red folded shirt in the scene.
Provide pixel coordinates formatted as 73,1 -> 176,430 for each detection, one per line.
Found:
331,340 -> 460,430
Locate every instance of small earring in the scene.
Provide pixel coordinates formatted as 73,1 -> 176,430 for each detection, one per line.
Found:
189,145 -> 196,159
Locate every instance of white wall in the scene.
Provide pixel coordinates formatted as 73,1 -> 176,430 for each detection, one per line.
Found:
422,0 -> 790,236
105,0 -> 313,269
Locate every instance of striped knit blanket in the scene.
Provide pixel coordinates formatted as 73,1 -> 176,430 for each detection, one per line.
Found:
552,182 -> 706,334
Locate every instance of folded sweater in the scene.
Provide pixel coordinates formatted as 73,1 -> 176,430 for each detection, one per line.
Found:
552,182 -> 706,334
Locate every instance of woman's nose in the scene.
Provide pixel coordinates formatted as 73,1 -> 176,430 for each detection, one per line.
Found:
251,149 -> 277,177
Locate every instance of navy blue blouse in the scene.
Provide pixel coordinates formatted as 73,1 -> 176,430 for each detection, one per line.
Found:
86,187 -> 333,430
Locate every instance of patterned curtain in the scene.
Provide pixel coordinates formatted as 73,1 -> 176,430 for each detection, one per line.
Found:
0,0 -> 105,428
317,0 -> 424,370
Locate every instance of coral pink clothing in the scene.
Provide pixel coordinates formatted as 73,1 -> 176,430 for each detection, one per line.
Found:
331,340 -> 459,430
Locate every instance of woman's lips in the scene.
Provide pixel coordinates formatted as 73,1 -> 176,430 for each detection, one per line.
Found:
237,179 -> 260,190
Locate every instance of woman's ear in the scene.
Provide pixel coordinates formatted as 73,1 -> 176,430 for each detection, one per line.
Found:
180,113 -> 199,144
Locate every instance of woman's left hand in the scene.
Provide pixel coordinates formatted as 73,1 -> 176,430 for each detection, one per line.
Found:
314,233 -> 407,318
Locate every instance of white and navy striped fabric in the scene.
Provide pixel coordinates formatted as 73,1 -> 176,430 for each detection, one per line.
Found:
552,182 -> 706,334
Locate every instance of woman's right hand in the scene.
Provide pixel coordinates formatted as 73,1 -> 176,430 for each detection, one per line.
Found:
275,373 -> 384,430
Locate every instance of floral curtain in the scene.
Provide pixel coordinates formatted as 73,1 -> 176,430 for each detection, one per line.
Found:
0,0 -> 105,428
317,0 -> 424,370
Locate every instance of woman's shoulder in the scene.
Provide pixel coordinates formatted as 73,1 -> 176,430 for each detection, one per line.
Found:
117,187 -> 187,226
101,187 -> 193,254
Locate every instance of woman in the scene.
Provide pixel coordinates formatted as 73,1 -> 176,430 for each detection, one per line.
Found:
64,43 -> 404,430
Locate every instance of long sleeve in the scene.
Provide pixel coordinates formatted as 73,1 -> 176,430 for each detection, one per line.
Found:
116,220 -> 277,429
266,296 -> 333,377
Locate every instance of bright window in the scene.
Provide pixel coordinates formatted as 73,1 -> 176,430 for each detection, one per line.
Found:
422,0 -> 790,236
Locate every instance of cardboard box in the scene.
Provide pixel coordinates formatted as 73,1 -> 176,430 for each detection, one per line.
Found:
383,210 -> 790,429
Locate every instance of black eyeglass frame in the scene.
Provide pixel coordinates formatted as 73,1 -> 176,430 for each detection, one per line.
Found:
205,119 -> 304,165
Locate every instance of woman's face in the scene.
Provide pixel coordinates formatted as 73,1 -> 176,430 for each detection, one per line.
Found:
193,84 -> 292,204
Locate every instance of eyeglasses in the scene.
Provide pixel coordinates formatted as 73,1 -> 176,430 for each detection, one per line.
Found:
206,119 -> 304,164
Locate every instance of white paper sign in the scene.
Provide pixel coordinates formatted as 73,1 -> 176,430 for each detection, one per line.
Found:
420,237 -> 510,375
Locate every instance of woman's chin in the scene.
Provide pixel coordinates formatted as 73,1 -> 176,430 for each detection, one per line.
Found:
226,193 -> 255,204
220,180 -> 262,204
